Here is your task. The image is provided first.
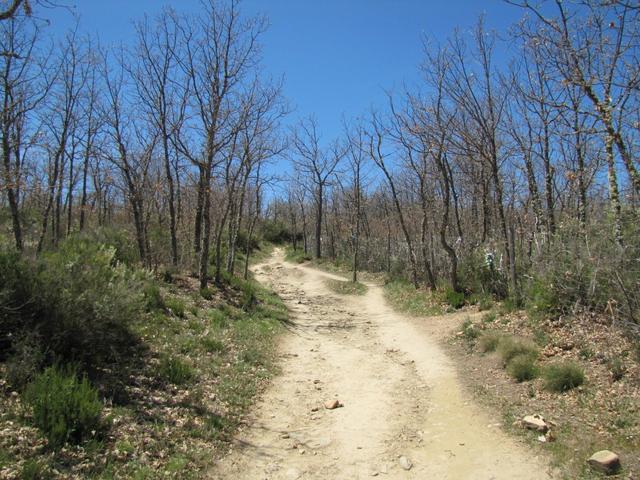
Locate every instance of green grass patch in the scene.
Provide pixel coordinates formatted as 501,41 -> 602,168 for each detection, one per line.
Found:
383,280 -> 442,317
479,331 -> 502,352
497,336 -> 539,365
325,278 -> 367,295
156,355 -> 197,385
284,246 -> 311,264
165,297 -> 186,318
506,354 -> 539,382
544,362 -> 585,392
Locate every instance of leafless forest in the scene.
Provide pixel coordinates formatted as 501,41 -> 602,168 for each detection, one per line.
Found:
0,0 -> 639,478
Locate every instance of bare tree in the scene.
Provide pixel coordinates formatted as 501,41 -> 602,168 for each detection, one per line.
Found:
290,116 -> 342,259
176,0 -> 265,288
0,15 -> 51,251
132,9 -> 183,266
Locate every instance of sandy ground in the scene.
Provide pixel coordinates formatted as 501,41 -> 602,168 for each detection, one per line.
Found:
209,249 -> 556,479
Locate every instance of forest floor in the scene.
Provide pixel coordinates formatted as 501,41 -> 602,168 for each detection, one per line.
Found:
209,249 -> 557,479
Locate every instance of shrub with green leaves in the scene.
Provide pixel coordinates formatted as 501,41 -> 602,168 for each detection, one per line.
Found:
544,362 -> 585,392
445,288 -> 465,309
525,218 -> 639,322
507,354 -> 539,382
1,237 -> 143,372
497,337 -> 538,365
157,355 -> 196,385
143,283 -> 165,311
165,297 -> 186,318
479,331 -> 502,352
461,318 -> 479,340
24,366 -> 102,449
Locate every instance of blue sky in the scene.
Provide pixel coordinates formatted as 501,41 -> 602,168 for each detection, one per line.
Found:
44,1 -> 524,144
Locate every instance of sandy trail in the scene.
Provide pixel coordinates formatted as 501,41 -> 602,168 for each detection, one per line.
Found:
210,249 -> 554,479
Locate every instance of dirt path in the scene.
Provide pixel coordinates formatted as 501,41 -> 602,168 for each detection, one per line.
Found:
210,249 -> 555,479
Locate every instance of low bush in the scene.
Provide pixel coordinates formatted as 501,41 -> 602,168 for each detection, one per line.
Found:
479,331 -> 502,352
444,288 -> 465,309
461,318 -> 480,340
458,250 -> 508,299
24,366 -> 102,449
507,354 -> 538,382
143,283 -> 165,311
5,334 -> 46,390
157,355 -> 196,385
284,247 -> 311,264
200,287 -> 214,300
21,459 -> 51,480
202,336 -> 225,353
525,218 -> 639,323
165,297 -> 186,318
497,337 -> 538,365
481,311 -> 497,324
1,237 -> 143,375
607,357 -> 626,382
544,362 -> 585,392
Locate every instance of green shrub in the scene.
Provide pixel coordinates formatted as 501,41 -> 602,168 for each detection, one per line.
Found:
87,227 -> 139,265
239,281 -> 257,310
477,295 -> 494,311
284,247 -> 311,264
497,337 -> 538,365
458,250 -> 508,299
525,218 -> 640,323
24,366 -> 102,449
482,311 -> 497,324
209,309 -> 229,328
461,318 -> 479,340
202,336 -> 225,353
200,287 -> 214,300
1,237 -> 143,373
607,357 -> 626,382
499,296 -> 520,314
261,220 -> 295,244
143,283 -> 165,311
479,331 -> 502,352
157,355 -> 196,385
165,297 -> 186,318
507,354 -> 539,382
5,334 -> 46,390
526,278 -> 560,320
544,362 -> 585,392
444,288 -> 465,309
21,459 -> 51,480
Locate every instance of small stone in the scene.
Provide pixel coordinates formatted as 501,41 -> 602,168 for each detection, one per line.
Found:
324,399 -> 342,409
280,433 -> 290,439
522,414 -> 549,433
398,456 -> 412,471
311,406 -> 319,412
587,450 -> 621,475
